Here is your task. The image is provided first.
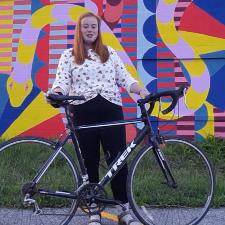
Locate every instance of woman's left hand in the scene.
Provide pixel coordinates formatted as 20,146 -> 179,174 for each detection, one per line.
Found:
139,89 -> 150,99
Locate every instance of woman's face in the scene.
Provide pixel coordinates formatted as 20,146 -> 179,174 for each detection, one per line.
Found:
81,16 -> 99,45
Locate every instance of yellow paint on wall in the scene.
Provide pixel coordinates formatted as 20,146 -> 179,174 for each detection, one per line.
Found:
163,0 -> 177,4
102,32 -> 124,51
0,38 -> 12,44
0,47 -> 12,52
0,29 -> 12,34
179,31 -> 225,55
2,92 -> 60,139
151,101 -> 182,120
69,6 -> 89,21
7,77 -> 33,107
0,1 -> 13,6
0,10 -> 13,15
0,66 -> 11,72
185,86 -> 208,110
31,4 -> 56,28
0,0 -> 13,68
157,19 -> 179,45
125,64 -> 142,85
196,102 -> 214,138
0,20 -> 13,24
0,57 -> 11,62
181,59 -> 206,77
17,39 -> 36,64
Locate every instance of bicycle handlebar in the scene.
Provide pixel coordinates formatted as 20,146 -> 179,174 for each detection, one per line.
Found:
137,85 -> 187,115
47,85 -> 186,115
47,94 -> 86,102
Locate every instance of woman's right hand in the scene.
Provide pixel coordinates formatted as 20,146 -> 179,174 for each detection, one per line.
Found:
44,88 -> 64,107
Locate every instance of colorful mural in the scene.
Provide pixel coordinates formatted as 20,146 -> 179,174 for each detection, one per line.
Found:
0,0 -> 225,141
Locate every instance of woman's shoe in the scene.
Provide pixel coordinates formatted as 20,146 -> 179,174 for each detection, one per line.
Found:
88,213 -> 101,225
118,211 -> 141,225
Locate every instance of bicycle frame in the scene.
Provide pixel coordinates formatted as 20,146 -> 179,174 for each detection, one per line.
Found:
74,119 -> 149,187
0,86 -> 213,225
33,119 -> 148,196
32,102 -> 176,202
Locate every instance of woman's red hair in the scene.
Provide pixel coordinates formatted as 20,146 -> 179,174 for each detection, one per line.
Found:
73,12 -> 109,65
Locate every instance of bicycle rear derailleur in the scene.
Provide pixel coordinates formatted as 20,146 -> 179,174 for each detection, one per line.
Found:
22,182 -> 42,215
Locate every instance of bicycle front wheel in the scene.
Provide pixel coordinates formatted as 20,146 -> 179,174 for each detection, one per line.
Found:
0,137 -> 81,225
127,137 -> 215,225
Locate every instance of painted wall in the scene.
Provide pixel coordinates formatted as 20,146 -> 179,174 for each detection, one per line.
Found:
0,0 -> 225,141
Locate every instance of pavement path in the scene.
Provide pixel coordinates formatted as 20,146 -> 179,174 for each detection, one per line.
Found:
0,207 -> 224,225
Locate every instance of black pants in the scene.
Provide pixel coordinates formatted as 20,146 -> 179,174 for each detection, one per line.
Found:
69,95 -> 128,203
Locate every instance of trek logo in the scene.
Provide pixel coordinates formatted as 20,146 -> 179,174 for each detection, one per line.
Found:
106,141 -> 136,178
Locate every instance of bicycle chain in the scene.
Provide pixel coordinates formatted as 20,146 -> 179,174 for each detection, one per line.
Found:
77,183 -> 107,214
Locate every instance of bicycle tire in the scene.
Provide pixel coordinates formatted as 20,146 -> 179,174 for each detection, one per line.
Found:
0,136 -> 82,225
127,137 -> 215,225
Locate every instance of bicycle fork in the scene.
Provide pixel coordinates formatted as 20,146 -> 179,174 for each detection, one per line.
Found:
152,146 -> 177,188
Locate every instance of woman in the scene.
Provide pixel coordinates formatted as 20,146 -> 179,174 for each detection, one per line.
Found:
47,12 -> 149,225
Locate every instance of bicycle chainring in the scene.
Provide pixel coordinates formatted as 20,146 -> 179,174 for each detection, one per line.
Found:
77,183 -> 107,214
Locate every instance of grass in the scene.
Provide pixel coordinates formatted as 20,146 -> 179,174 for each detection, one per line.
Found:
0,136 -> 224,208
0,141 -> 77,208
199,135 -> 225,207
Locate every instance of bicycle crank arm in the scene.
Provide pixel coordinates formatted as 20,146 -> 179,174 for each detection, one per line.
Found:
38,189 -> 78,199
94,197 -> 125,208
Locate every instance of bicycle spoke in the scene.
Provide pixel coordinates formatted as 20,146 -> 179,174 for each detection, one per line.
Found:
128,138 -> 215,225
0,137 -> 80,225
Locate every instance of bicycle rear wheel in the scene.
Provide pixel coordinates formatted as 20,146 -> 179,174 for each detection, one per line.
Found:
0,137 -> 81,225
127,137 -> 215,225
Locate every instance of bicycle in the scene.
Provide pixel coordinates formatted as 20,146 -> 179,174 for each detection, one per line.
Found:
0,86 -> 215,225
